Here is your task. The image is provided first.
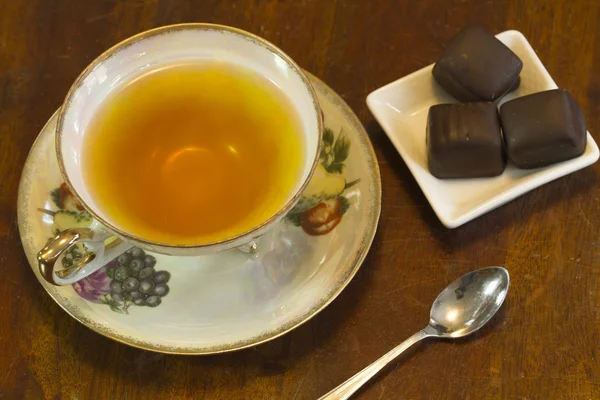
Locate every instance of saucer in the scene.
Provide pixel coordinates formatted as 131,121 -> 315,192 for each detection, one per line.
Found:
367,30 -> 599,228
17,72 -> 381,354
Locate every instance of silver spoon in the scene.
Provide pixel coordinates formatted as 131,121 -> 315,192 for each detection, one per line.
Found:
319,266 -> 510,400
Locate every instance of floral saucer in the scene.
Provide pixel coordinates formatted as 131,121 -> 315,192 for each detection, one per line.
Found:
17,73 -> 381,354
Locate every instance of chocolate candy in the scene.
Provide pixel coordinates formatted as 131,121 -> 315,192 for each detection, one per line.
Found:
500,89 -> 587,169
432,26 -> 523,102
427,102 -> 505,179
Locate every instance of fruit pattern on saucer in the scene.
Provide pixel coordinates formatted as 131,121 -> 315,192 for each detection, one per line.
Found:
286,127 -> 359,235
38,126 -> 358,313
39,183 -> 171,314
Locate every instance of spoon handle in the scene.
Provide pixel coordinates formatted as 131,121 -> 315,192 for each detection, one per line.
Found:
319,329 -> 432,400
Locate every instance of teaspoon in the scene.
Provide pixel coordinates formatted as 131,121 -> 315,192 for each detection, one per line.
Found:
319,266 -> 510,400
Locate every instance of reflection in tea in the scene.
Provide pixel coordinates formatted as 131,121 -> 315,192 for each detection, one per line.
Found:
83,63 -> 305,244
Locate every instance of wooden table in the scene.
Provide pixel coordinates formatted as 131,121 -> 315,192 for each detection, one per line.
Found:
1,0 -> 599,398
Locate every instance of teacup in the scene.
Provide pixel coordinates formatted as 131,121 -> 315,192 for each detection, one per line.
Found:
38,24 -> 322,286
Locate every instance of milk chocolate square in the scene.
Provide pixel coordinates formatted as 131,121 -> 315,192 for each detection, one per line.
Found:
432,26 -> 523,102
500,89 -> 587,169
427,102 -> 505,179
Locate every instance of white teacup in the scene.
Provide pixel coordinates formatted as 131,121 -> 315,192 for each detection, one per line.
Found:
38,24 -> 322,286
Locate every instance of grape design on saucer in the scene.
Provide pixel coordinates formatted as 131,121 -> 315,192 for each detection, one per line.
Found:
40,184 -> 171,314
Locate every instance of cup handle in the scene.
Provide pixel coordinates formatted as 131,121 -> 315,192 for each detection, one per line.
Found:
37,225 -> 132,286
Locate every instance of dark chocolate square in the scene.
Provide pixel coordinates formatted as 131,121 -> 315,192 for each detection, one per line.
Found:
500,89 -> 587,169
432,26 -> 523,102
427,102 -> 506,179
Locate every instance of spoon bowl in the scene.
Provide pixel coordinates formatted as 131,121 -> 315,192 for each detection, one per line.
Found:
429,267 -> 510,338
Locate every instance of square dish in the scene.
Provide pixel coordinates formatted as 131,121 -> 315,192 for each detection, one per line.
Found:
366,30 -> 599,228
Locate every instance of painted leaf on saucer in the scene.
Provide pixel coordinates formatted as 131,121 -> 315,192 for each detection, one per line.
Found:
40,184 -> 171,314
287,127 -> 359,235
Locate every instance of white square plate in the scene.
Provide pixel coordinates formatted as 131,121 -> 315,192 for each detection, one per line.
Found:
367,30 -> 599,228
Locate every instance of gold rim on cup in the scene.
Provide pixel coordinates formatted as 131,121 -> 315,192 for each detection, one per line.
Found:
55,23 -> 324,250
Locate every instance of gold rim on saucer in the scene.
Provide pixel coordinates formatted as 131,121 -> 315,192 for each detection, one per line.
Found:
18,72 -> 381,354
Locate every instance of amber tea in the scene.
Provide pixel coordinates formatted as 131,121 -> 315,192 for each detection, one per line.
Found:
82,63 -> 305,245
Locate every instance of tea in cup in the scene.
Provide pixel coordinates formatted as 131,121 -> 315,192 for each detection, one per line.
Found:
39,24 -> 322,285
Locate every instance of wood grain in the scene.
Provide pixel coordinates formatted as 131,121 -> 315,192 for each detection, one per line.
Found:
1,0 -> 599,398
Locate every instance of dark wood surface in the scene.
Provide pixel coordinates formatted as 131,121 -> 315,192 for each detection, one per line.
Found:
1,0 -> 600,398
